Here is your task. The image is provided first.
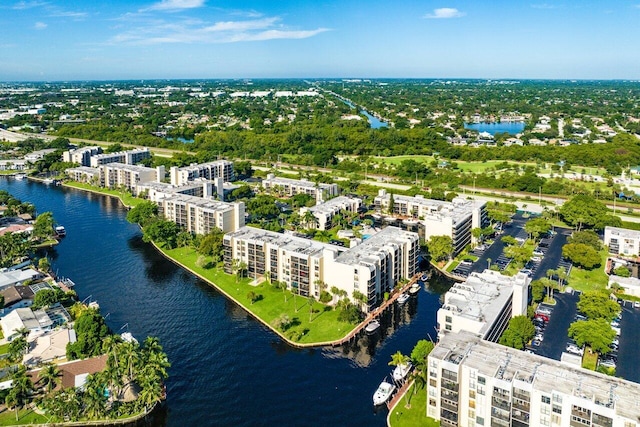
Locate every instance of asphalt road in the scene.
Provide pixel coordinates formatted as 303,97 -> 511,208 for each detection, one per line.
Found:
616,301 -> 640,383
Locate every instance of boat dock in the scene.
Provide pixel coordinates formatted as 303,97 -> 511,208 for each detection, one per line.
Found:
386,376 -> 413,410
331,272 -> 424,347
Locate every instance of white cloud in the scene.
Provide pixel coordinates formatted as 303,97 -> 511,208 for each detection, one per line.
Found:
34,21 -> 47,29
145,0 -> 205,11
424,8 -> 465,19
49,10 -> 88,19
13,1 -> 48,10
109,15 -> 329,45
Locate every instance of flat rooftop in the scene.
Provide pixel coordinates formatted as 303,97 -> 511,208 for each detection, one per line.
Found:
161,193 -> 238,212
335,226 -> 416,266
175,160 -> 233,172
376,193 -> 485,225
226,226 -> 343,257
432,330 -> 640,420
308,196 -> 361,215
103,162 -> 154,173
441,270 -> 528,335
263,175 -> 335,190
606,226 -> 640,240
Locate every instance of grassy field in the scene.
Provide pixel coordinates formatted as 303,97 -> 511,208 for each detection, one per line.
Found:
162,247 -> 359,344
388,384 -> 439,427
63,182 -> 146,208
582,347 -> 598,371
567,249 -> 609,292
0,343 -> 10,355
0,408 -> 47,425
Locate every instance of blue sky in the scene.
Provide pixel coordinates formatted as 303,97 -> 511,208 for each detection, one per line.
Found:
1,0 -> 639,81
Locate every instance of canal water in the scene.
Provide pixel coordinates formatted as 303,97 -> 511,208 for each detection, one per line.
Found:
0,178 -> 447,426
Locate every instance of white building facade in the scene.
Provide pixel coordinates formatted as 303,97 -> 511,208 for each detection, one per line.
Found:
101,163 -> 157,195
604,226 -> 640,256
299,196 -> 362,230
437,270 -> 529,342
262,174 -> 339,202
89,148 -> 151,167
374,190 -> 488,255
158,194 -> 245,234
428,331 -> 640,427
169,160 -> 234,186
62,146 -> 102,166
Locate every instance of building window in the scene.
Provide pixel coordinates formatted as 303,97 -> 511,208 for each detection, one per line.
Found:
445,324 -> 452,331
446,315 -> 452,323
552,404 -> 562,414
478,376 -> 485,385
476,416 -> 484,425
541,395 -> 551,404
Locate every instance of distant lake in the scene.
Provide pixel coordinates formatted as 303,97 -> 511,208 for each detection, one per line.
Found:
464,122 -> 525,135
166,137 -> 194,144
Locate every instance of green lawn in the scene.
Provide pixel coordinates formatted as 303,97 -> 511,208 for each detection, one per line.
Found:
567,249 -> 609,292
0,343 -> 10,355
162,247 -> 359,345
63,182 -> 146,208
388,384 -> 439,427
373,155 -> 435,166
445,260 -> 459,272
0,408 -> 47,425
582,347 -> 598,371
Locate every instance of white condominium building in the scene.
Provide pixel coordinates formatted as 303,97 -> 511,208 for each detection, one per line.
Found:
262,174 -> 339,202
158,194 -> 245,234
62,146 -> 102,166
101,163 -> 157,195
169,160 -> 234,186
428,330 -> 640,427
299,196 -> 362,230
65,166 -> 101,184
374,190 -> 488,255
89,148 -> 151,167
223,226 -> 419,311
604,226 -> 640,256
437,270 -> 529,342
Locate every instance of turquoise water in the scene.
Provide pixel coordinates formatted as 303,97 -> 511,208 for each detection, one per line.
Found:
464,122 -> 525,135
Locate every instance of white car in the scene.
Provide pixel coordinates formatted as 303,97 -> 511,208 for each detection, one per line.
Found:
532,250 -> 544,257
531,256 -> 542,262
634,301 -> 640,309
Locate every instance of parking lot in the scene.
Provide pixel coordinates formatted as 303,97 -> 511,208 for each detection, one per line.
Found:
615,301 -> 640,383
529,291 -> 579,360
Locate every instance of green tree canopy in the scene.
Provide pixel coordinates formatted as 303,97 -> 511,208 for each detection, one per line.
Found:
427,235 -> 453,262
568,318 -> 616,354
577,291 -> 621,321
67,308 -> 110,360
562,243 -> 601,269
567,230 -> 602,251
499,315 -> 536,350
559,195 -> 621,231
142,220 -> 180,249
410,339 -> 435,369
33,211 -> 55,240
524,217 -> 551,240
126,201 -> 159,227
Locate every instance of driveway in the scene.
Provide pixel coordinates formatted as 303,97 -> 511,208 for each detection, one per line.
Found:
531,227 -> 572,280
616,301 -> 640,383
470,213 -> 528,274
535,291 -> 579,360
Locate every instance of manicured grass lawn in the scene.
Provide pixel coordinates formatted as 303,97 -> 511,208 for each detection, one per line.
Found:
446,260 -> 459,272
163,247 -> 359,344
567,249 -> 609,292
0,408 -> 47,425
388,384 -> 439,427
582,347 -> 598,371
0,343 -> 10,355
374,155 -> 435,166
63,182 -> 146,208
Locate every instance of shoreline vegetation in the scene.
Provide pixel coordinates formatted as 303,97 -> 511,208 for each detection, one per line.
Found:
61,181 -> 362,347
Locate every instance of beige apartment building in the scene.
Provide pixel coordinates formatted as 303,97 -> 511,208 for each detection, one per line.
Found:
262,174 -> 339,202
101,163 -> 158,195
299,196 -> 362,230
169,160 -> 234,186
158,194 -> 245,234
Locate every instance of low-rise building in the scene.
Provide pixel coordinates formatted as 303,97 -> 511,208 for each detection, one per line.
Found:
158,194 -> 245,234
0,268 -> 43,291
0,307 -> 53,341
262,173 -> 339,202
437,270 -> 529,342
608,274 -> 640,298
223,226 -> 418,311
0,285 -> 34,315
89,147 -> 151,167
604,226 -> 640,256
169,160 -> 234,185
24,149 -> 57,163
374,190 -> 488,255
62,146 -> 102,166
65,166 -> 101,184
23,327 -> 76,367
0,159 -> 28,171
101,163 -> 158,195
428,330 -> 640,427
299,196 -> 362,230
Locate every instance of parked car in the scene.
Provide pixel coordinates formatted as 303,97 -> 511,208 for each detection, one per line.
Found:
531,256 -> 542,262
600,358 -> 616,369
566,344 -> 583,356
533,250 -> 544,257
634,301 -> 640,309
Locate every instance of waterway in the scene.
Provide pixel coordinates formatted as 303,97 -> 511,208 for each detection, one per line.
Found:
0,177 -> 447,427
464,121 -> 525,135
341,99 -> 389,129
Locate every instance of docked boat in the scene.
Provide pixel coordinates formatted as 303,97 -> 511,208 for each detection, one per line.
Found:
397,293 -> 410,305
55,225 -> 66,237
372,380 -> 395,406
392,362 -> 413,382
121,332 -> 139,345
14,173 -> 26,180
365,319 -> 380,334
419,271 -> 431,282
42,178 -> 54,185
409,283 -> 421,294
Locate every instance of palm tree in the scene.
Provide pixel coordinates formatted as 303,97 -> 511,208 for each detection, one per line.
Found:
316,230 -> 331,243
308,296 -> 316,322
120,342 -> 140,383
264,270 -> 271,285
555,266 -> 567,291
8,335 -> 28,363
231,258 -> 240,283
352,290 -> 368,312
39,363 -> 61,394
302,210 -> 317,229
388,351 -> 410,370
6,366 -> 33,421
82,374 -> 107,420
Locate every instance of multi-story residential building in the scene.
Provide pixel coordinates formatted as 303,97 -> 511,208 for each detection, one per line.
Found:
101,163 -> 158,195
374,190 -> 488,255
222,226 -> 419,311
262,173 -> 339,202
299,196 -> 362,230
89,147 -> 151,167
428,330 -> 640,427
137,180 -> 207,203
437,270 -> 529,342
604,226 -> 640,256
158,194 -> 245,234
0,159 -> 28,171
169,160 -> 234,186
62,146 -> 102,166
65,166 -> 101,184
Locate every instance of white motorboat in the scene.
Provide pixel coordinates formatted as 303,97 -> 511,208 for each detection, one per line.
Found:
15,173 -> 26,180
373,380 -> 395,406
365,319 -> 380,334
392,362 -> 413,382
409,283 -> 421,294
55,225 -> 66,237
397,293 -> 410,305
